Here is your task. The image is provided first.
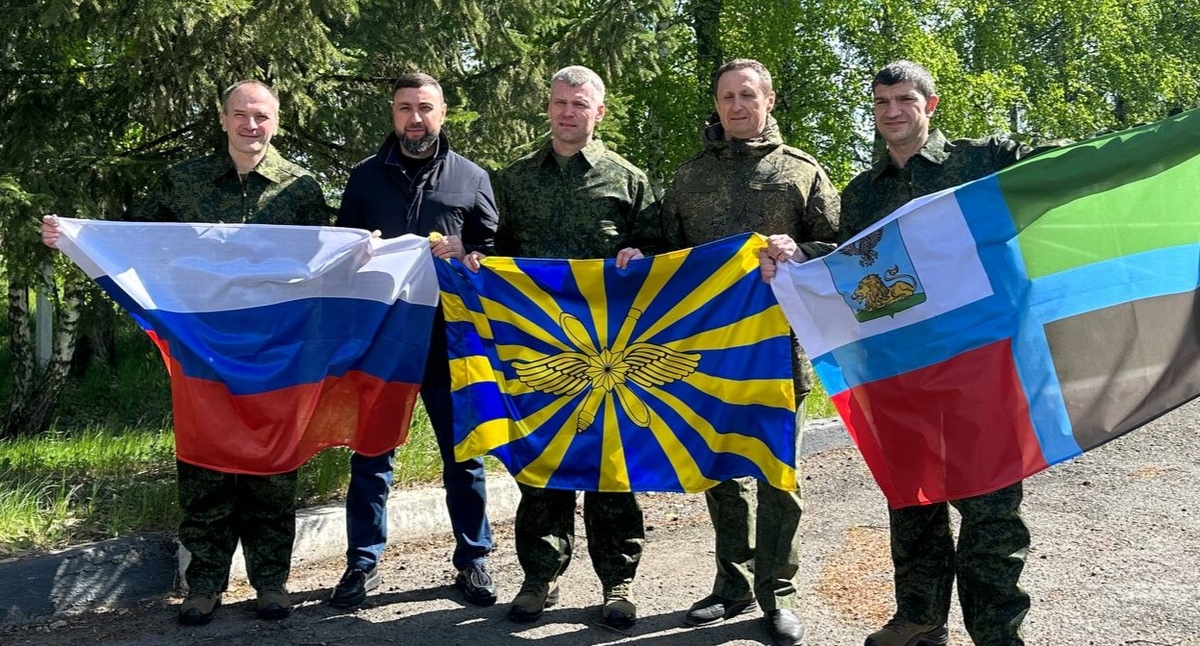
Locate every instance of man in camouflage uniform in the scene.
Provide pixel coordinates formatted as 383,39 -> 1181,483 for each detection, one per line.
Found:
662,59 -> 839,646
839,60 -> 1042,646
473,65 -> 659,629
43,80 -> 330,625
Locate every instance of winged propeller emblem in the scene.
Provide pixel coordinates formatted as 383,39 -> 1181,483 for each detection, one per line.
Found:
512,311 -> 700,432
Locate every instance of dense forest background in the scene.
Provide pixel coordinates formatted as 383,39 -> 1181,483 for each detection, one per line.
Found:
3,0 -> 1199,433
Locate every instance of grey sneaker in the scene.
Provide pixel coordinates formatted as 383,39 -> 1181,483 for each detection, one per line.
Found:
864,617 -> 950,646
455,561 -> 498,606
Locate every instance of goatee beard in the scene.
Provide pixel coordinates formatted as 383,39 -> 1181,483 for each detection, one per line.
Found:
402,131 -> 438,156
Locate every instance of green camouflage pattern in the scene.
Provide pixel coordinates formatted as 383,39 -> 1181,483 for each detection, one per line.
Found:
128,146 -> 331,226
841,130 -> 1034,645
838,130 -> 1030,242
662,115 -> 839,397
706,402 -> 807,611
498,138 -> 652,587
177,462 -> 298,594
662,117 -> 831,611
494,138 -> 661,258
514,485 -> 644,587
661,115 -> 839,250
133,147 -> 327,595
888,483 -> 1029,646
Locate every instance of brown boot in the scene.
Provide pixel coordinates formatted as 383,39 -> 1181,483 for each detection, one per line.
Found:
602,581 -> 637,629
506,580 -> 559,623
178,591 -> 221,625
256,588 -> 292,620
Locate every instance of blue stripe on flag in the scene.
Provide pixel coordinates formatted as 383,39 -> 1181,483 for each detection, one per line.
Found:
97,277 -> 432,392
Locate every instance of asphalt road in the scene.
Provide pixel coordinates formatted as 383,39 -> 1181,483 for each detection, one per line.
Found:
4,404 -> 1199,646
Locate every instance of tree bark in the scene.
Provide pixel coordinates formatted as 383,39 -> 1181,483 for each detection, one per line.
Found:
2,275 -> 82,437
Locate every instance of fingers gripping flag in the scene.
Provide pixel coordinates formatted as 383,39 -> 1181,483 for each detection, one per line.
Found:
437,234 -> 800,493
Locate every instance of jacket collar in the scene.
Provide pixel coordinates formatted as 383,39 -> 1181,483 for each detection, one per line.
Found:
534,138 -> 607,168
210,145 -> 291,183
701,113 -> 784,159
869,129 -> 950,180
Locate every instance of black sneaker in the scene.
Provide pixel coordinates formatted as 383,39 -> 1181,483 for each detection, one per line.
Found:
455,561 -> 498,606
328,566 -> 381,608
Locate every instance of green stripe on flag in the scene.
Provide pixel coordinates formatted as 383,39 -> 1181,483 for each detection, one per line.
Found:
1000,110 -> 1200,279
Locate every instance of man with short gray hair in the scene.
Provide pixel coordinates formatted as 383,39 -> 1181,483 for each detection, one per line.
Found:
484,64 -> 661,629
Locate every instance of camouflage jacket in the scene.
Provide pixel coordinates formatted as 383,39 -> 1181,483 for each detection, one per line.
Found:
662,115 -> 841,398
839,129 -> 1032,242
494,138 -> 661,259
661,114 -> 840,256
128,146 -> 330,225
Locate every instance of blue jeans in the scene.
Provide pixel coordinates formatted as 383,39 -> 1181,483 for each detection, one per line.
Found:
345,385 -> 492,571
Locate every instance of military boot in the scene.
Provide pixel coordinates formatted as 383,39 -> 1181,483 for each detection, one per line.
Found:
507,580 -> 559,623
178,591 -> 221,625
865,617 -> 949,646
602,581 -> 637,629
256,588 -> 292,620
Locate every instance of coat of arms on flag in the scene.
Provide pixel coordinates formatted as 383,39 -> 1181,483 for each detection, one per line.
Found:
830,222 -> 927,322
772,108 -> 1200,508
436,233 -> 800,493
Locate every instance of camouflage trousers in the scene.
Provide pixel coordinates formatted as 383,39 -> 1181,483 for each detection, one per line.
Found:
889,481 -> 1029,646
514,484 -> 644,587
705,402 -> 806,612
177,461 -> 297,594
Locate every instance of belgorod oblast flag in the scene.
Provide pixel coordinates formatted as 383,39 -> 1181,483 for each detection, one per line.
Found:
55,220 -> 439,475
436,233 -> 799,493
771,109 -> 1200,508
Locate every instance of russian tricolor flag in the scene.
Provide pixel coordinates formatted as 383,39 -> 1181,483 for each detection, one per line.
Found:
772,109 -> 1200,508
56,219 -> 439,475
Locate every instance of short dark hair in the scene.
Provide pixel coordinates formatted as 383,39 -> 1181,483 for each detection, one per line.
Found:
871,60 -> 936,99
712,58 -> 773,96
392,72 -> 443,95
221,80 -> 279,113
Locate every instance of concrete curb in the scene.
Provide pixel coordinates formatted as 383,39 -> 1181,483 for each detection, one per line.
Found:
0,420 -> 850,625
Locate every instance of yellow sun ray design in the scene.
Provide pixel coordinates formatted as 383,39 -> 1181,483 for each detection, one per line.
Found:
441,291 -> 494,340
485,258 -> 578,351
665,307 -> 790,352
570,259 -> 608,352
634,235 -> 764,344
681,373 -> 796,408
455,392 -> 581,459
651,387 -> 796,490
599,392 -> 631,490
516,396 -> 590,487
480,296 -> 571,352
611,248 -> 691,350
643,409 -> 719,492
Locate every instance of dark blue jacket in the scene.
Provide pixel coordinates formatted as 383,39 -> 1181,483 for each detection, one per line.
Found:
336,131 -> 498,388
336,131 -> 497,254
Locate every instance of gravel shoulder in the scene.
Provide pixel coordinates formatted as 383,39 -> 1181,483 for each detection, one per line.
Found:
4,405 -> 1199,646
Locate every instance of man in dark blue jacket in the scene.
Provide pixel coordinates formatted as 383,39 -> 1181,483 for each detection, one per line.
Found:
330,72 -> 500,609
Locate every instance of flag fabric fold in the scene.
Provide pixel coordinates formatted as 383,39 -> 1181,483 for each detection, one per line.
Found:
771,109 -> 1200,508
436,233 -> 798,493
56,219 -> 439,475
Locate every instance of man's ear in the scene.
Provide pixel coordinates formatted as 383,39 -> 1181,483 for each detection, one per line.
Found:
926,94 -> 940,116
